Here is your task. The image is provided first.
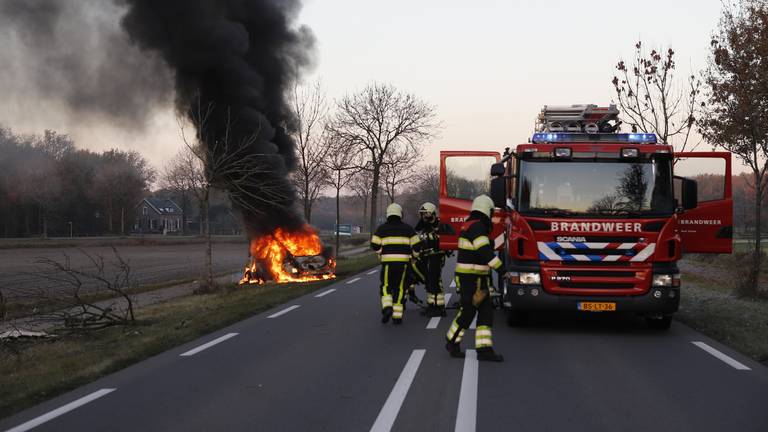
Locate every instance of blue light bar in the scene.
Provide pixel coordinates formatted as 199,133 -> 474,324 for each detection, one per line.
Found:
531,132 -> 657,144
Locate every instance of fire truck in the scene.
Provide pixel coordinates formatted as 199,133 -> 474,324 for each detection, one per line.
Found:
439,105 -> 732,329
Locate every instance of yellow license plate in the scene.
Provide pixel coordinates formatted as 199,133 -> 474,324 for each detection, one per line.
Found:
578,302 -> 616,312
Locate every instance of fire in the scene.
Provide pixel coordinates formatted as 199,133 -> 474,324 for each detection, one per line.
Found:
239,225 -> 336,285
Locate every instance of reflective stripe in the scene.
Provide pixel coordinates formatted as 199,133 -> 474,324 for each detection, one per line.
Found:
381,236 -> 411,245
475,329 -> 492,337
436,293 -> 445,306
371,235 -> 382,245
381,295 -> 393,308
475,337 -> 493,348
458,238 -> 476,250
473,236 -> 491,249
381,254 -> 412,262
488,256 -> 502,269
475,325 -> 493,347
410,235 -> 421,245
455,263 -> 491,275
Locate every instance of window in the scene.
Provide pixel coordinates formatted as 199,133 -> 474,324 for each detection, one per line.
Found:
674,157 -> 725,202
142,206 -> 148,216
445,156 -> 497,200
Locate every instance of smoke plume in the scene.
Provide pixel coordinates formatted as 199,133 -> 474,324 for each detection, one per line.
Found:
120,0 -> 315,236
0,0 -> 173,128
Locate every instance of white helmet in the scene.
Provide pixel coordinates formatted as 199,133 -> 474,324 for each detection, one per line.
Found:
386,203 -> 403,218
470,195 -> 494,218
419,202 -> 437,216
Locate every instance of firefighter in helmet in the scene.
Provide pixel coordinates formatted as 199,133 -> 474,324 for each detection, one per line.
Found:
445,195 -> 505,362
371,203 -> 421,324
411,202 -> 446,317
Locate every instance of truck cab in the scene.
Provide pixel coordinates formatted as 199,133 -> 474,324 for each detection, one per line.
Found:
439,105 -> 732,329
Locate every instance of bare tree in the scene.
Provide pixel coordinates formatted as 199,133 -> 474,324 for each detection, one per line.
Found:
290,80 -> 331,223
179,101 -> 290,292
349,169 -> 373,232
381,145 -> 424,204
612,41 -> 702,151
327,82 -> 439,232
323,135 -> 359,255
161,147 -> 206,235
699,0 -> 768,296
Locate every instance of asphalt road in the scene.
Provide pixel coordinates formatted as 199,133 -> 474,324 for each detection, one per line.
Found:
2,259 -> 768,432
0,243 -> 249,300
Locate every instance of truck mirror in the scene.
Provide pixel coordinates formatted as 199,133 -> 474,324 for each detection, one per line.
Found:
490,162 -> 505,177
438,223 -> 456,235
490,177 -> 507,208
682,178 -> 698,210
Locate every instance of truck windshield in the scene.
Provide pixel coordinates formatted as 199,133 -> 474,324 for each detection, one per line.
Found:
518,159 -> 674,217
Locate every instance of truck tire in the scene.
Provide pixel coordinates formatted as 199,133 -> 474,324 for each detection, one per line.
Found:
506,309 -> 528,327
645,316 -> 672,330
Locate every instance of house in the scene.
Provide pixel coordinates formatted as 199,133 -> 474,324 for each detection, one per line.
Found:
134,198 -> 183,234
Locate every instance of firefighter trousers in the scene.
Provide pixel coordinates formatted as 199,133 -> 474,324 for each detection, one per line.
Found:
446,274 -> 494,349
412,254 -> 444,309
380,262 -> 408,320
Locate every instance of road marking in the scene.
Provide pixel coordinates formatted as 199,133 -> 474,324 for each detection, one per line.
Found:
347,277 -> 362,284
469,316 -> 477,330
5,388 -> 116,432
692,341 -> 751,370
180,333 -> 239,357
370,349 -> 426,432
267,305 -> 300,319
455,350 -> 478,432
315,288 -> 336,298
367,269 -> 379,275
450,279 -> 456,288
426,294 -> 453,330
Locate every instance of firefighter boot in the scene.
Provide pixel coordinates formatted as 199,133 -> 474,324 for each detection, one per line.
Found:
381,307 -> 392,324
393,318 -> 403,325
477,347 -> 504,362
445,341 -> 465,358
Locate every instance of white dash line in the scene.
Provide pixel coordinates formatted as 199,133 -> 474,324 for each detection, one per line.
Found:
455,350 -> 478,432
267,305 -> 300,319
426,294 -> 453,330
450,279 -> 456,288
315,288 -> 336,298
367,269 -> 379,275
370,349 -> 425,432
692,341 -> 751,370
346,277 -> 362,284
6,388 -> 116,432
180,333 -> 239,357
469,316 -> 477,330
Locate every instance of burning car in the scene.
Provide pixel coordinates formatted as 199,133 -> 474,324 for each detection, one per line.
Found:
240,225 -> 336,284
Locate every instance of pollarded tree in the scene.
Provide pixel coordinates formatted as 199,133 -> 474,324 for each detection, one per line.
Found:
699,0 -> 768,296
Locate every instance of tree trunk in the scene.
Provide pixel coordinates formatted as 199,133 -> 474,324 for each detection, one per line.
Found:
370,167 -> 380,233
749,177 -> 763,297
203,187 -> 214,291
335,182 -> 341,257
120,207 -> 125,236
304,181 -> 312,223
40,205 -> 47,239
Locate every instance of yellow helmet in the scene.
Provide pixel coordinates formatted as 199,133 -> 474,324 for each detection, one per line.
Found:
419,202 -> 437,216
386,203 -> 403,218
470,195 -> 494,218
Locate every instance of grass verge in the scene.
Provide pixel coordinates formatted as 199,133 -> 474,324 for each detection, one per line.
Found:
0,253 -> 379,419
677,271 -> 768,365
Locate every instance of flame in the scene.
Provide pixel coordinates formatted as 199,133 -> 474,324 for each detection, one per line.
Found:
239,225 -> 336,284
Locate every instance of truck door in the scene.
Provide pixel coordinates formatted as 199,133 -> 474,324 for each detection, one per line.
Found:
439,151 -> 501,249
674,152 -> 733,254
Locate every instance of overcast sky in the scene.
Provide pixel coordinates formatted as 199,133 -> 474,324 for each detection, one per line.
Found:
0,0 -> 730,175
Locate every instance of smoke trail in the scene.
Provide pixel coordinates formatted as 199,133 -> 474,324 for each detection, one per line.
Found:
120,0 -> 316,235
0,0 -> 173,128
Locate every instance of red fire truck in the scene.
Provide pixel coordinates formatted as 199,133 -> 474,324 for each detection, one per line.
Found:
439,105 -> 732,329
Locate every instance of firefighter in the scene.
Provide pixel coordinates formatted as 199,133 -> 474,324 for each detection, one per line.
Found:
412,202 -> 445,317
371,203 -> 421,324
445,195 -> 505,362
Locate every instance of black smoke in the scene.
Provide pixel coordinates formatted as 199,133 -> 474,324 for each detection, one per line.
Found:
0,0 -> 173,127
119,0 -> 315,236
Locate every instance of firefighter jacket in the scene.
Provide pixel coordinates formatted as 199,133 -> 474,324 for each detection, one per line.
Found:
415,218 -> 440,253
371,217 -> 421,263
455,212 -> 503,276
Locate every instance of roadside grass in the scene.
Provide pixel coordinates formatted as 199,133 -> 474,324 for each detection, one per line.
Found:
677,271 -> 768,365
0,252 -> 379,419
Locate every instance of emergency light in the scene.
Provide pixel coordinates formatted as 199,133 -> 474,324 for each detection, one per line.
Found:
531,132 -> 658,144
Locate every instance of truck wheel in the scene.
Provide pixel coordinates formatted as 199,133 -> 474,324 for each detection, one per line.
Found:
506,310 -> 528,327
645,316 -> 672,330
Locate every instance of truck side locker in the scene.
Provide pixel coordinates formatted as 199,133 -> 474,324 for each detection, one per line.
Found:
439,151 -> 501,250
674,152 -> 733,254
